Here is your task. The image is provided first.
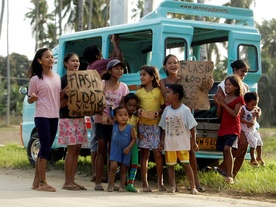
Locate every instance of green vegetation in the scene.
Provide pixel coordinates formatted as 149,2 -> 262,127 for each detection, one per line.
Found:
0,144 -> 30,169
0,128 -> 275,197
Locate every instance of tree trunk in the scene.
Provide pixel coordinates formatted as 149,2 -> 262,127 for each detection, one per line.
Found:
35,0 -> 39,51
58,0 -> 62,35
88,0 -> 93,29
78,0 -> 84,31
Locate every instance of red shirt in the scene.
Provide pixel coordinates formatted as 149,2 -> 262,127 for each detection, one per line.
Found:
218,96 -> 244,137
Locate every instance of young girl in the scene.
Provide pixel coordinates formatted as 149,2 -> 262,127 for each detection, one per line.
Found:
160,54 -> 181,99
215,59 -> 261,178
28,48 -> 61,192
160,54 -> 206,192
107,106 -> 136,192
240,92 -> 264,167
136,65 -> 166,192
94,59 -> 129,191
124,93 -> 140,192
58,53 -> 88,190
214,75 -> 244,184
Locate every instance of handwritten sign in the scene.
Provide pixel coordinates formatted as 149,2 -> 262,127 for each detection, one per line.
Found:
177,61 -> 214,110
67,70 -> 105,116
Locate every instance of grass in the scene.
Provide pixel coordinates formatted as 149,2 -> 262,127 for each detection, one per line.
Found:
0,144 -> 31,169
0,128 -> 276,197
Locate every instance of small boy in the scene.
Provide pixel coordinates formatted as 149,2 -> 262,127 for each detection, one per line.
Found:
240,91 -> 265,167
158,83 -> 198,194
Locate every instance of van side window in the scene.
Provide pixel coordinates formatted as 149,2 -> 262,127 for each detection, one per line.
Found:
117,30 -> 153,74
165,38 -> 187,62
238,45 -> 258,72
64,36 -> 102,72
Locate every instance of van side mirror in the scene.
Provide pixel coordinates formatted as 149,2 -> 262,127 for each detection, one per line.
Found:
19,86 -> 28,95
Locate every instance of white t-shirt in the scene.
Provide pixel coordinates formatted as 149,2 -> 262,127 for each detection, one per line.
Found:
28,73 -> 61,118
158,104 -> 197,151
241,105 -> 256,133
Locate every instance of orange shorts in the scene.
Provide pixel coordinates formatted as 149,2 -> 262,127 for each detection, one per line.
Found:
165,150 -> 190,166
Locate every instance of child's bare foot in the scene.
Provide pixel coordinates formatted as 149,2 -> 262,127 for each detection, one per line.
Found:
73,182 -> 87,190
168,186 -> 176,193
37,182 -> 56,192
143,186 -> 152,192
91,173 -> 96,182
191,187 -> 199,194
158,184 -> 166,192
257,159 -> 266,167
32,180 -> 39,190
119,187 -> 125,192
107,185 -> 114,192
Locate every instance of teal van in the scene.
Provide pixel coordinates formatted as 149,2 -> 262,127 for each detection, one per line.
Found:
20,1 -> 262,166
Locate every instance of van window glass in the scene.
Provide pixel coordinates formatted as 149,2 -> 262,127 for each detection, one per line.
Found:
117,30 -> 153,74
65,36 -> 102,72
238,45 -> 258,72
165,38 -> 187,61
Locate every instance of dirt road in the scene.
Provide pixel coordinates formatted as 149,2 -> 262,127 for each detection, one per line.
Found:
0,125 -> 275,206
1,168 -> 276,207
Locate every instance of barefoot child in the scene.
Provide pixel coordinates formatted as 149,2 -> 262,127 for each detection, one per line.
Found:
107,106 -> 136,192
124,93 -> 140,192
160,54 -> 207,192
136,65 -> 166,192
214,75 -> 244,184
240,92 -> 265,167
158,83 -> 198,194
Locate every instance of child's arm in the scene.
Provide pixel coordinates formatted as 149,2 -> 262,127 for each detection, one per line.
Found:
190,127 -> 199,151
160,79 -> 167,100
28,93 -> 38,104
123,127 -> 136,155
158,129 -> 165,152
214,95 -> 222,118
253,106 -> 262,118
155,103 -> 166,118
60,86 -> 68,108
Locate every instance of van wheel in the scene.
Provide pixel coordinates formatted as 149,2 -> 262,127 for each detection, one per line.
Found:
196,158 -> 220,170
27,133 -> 40,166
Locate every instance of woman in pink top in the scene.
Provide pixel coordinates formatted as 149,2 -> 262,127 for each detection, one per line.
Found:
27,48 -> 61,192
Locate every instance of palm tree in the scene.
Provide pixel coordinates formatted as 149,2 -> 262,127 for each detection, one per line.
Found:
223,0 -> 255,8
25,0 -> 55,50
256,19 -> 276,126
131,0 -> 143,20
256,19 -> 276,60
61,0 -> 109,31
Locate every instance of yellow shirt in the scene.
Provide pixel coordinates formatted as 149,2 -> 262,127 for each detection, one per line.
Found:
136,87 -> 164,125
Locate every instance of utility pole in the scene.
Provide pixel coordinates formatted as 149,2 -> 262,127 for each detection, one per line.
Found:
6,0 -> 10,126
110,0 -> 129,25
143,0 -> 153,16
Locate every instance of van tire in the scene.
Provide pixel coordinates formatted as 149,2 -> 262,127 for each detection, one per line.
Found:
196,158 -> 220,170
27,133 -> 66,166
27,133 -> 40,166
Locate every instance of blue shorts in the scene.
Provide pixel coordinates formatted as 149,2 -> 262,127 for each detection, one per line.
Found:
216,134 -> 238,151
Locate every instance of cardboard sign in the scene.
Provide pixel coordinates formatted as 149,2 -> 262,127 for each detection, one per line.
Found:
177,61 -> 214,110
67,70 -> 105,116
